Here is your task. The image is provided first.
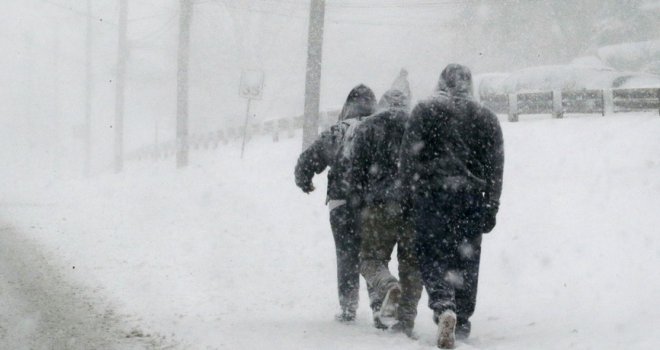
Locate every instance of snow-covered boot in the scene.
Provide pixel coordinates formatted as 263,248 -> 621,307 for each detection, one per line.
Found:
456,319 -> 471,340
379,283 -> 401,321
370,302 -> 388,329
373,313 -> 388,330
436,310 -> 457,349
391,319 -> 415,338
334,308 -> 356,323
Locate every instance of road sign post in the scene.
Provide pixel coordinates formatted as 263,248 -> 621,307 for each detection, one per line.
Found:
239,70 -> 264,158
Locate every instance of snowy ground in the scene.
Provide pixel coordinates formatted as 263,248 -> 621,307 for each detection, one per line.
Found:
1,112 -> 660,349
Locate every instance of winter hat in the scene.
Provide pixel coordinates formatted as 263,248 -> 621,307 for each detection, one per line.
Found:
377,89 -> 409,111
391,68 -> 412,107
338,84 -> 376,120
437,63 -> 474,99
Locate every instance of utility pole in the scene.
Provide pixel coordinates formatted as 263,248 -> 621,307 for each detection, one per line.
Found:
302,0 -> 325,150
114,0 -> 128,173
51,25 -> 62,174
176,0 -> 193,168
84,0 -> 93,176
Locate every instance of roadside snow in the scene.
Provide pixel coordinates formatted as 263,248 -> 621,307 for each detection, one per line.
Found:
1,113 -> 659,349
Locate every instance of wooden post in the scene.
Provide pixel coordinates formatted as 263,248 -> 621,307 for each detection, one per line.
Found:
603,89 -> 614,116
240,98 -> 252,159
507,93 -> 518,122
288,117 -> 295,138
552,90 -> 563,119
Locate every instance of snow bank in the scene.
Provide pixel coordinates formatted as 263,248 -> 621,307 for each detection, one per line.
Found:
597,40 -> 660,75
2,113 -> 660,349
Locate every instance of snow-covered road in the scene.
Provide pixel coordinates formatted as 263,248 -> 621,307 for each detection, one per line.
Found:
1,113 -> 659,349
0,223 -> 174,350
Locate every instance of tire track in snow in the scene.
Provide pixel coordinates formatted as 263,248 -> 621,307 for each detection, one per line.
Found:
0,224 -> 177,349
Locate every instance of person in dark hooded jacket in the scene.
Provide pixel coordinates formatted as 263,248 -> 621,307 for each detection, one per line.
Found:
346,89 -> 422,335
399,64 -> 504,349
294,84 -> 377,322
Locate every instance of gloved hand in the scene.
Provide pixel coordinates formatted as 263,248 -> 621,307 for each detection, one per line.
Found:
478,211 -> 496,233
299,181 -> 315,194
478,201 -> 498,233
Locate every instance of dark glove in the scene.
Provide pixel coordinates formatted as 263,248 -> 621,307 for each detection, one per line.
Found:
298,181 -> 315,194
478,211 -> 496,233
478,201 -> 498,233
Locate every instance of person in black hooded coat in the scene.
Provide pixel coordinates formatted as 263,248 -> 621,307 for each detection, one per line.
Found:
399,64 -> 504,348
294,84 -> 376,322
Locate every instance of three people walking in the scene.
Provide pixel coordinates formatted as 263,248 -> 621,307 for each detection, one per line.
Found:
295,64 -> 504,349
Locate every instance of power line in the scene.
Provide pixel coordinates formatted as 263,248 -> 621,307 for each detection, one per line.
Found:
40,0 -> 118,26
329,1 -> 465,9
252,0 -> 465,9
208,0 -> 451,27
129,12 -> 179,45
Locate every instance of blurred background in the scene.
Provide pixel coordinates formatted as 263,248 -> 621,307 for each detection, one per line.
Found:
1,0 -> 658,178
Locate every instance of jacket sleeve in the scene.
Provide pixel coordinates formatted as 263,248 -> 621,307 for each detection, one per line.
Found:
398,103 -> 427,194
294,130 -> 333,190
346,123 -> 371,205
481,109 -> 505,212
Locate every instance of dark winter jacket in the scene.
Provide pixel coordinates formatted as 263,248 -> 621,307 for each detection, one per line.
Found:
399,64 -> 504,230
294,84 -> 376,202
347,89 -> 410,208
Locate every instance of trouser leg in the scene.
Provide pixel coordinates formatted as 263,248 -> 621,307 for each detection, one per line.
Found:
330,205 -> 361,312
359,206 -> 398,310
396,219 -> 423,324
454,234 -> 482,326
414,207 -> 459,316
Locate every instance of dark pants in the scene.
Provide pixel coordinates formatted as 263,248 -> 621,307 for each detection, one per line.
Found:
359,205 -> 423,323
413,193 -> 483,326
330,204 -> 362,313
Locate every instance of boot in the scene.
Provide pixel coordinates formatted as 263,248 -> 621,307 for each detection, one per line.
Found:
334,308 -> 356,323
391,319 -> 415,338
436,310 -> 457,349
371,302 -> 388,330
456,319 -> 471,340
379,283 -> 401,321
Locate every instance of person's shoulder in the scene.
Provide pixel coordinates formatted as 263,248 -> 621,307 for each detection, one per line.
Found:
470,102 -> 501,131
474,102 -> 498,121
412,93 -> 453,116
414,96 -> 440,109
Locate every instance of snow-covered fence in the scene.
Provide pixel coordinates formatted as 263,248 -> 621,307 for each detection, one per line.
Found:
482,87 -> 660,122
127,110 -> 341,162
562,90 -> 605,115
481,94 -> 508,114
613,88 -> 660,113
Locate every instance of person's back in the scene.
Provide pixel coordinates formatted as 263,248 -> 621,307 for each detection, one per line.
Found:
351,119 -> 407,207
295,84 -> 376,202
400,65 -> 503,211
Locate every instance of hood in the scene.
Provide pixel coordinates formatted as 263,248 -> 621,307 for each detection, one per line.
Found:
338,84 -> 376,121
377,89 -> 409,112
437,63 -> 474,99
